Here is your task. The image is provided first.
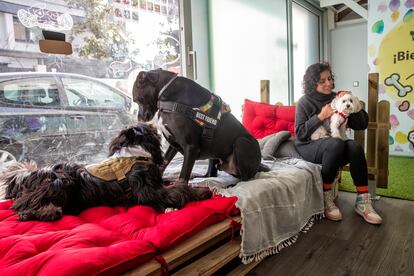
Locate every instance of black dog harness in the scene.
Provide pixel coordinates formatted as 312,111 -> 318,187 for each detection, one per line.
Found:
157,75 -> 231,147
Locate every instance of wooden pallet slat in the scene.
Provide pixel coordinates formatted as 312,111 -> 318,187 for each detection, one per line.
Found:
125,216 -> 241,276
227,259 -> 262,276
172,239 -> 241,275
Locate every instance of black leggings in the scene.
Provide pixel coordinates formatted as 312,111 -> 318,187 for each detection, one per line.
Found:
296,138 -> 367,186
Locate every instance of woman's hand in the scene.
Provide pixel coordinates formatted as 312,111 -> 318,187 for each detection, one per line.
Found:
318,104 -> 335,121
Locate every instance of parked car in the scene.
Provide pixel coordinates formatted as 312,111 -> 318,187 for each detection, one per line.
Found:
0,72 -> 137,171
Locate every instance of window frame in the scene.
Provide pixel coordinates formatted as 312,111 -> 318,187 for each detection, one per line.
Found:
60,76 -> 127,110
287,0 -> 324,104
12,15 -> 36,43
0,76 -> 61,107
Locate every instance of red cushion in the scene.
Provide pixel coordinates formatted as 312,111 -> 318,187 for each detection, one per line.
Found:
242,99 -> 296,139
0,196 -> 237,275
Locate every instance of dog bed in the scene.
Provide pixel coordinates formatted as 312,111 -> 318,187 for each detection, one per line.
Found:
0,196 -> 237,275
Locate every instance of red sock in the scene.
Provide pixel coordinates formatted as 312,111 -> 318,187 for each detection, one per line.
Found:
356,185 -> 368,193
323,183 -> 332,191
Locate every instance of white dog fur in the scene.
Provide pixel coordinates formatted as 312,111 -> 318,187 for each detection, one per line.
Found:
311,93 -> 362,140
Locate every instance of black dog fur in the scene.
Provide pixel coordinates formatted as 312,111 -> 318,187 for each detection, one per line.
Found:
1,123 -> 212,221
133,69 -> 268,184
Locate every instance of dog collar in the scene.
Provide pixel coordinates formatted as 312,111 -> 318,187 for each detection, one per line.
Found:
335,111 -> 348,126
336,111 -> 347,120
158,74 -> 178,99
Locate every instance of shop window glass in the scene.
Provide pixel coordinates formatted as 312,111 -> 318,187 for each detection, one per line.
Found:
0,0 -> 181,168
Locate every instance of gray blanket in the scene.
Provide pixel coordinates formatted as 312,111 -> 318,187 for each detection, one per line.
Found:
164,157 -> 324,264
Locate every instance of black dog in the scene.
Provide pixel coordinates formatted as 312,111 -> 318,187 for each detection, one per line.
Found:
133,69 -> 268,184
1,123 -> 212,221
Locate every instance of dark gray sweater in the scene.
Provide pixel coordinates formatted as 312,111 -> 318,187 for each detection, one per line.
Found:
294,91 -> 368,144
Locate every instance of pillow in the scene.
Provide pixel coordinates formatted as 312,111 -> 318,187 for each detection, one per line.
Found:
242,99 -> 296,139
273,138 -> 303,159
258,131 -> 302,159
258,131 -> 291,158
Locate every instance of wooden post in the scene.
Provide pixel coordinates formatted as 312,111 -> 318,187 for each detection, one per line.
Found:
354,101 -> 366,147
260,80 -> 270,104
377,100 -> 390,188
367,73 -> 379,180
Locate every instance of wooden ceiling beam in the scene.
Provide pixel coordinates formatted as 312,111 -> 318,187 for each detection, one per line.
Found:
337,0 -> 367,21
320,0 -> 368,20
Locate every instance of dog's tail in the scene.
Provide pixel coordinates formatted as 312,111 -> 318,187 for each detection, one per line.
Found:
233,136 -> 262,181
258,163 -> 270,172
0,161 -> 37,199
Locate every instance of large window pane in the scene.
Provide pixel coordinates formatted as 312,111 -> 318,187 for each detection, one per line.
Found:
209,0 -> 288,120
0,0 -> 181,168
292,1 -> 321,103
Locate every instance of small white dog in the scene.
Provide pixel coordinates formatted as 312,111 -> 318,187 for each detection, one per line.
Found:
311,93 -> 362,140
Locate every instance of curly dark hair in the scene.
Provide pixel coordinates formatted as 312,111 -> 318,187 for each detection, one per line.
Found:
302,62 -> 335,94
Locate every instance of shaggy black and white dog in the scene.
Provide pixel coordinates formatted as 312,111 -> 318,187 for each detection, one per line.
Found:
1,123 -> 212,221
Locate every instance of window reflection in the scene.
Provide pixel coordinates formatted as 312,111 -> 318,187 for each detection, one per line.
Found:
0,0 -> 181,168
1,0 -> 181,85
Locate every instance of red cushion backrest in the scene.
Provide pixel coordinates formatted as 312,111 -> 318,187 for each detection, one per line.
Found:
242,99 -> 296,139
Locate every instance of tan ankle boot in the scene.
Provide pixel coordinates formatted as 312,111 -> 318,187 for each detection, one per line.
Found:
324,190 -> 342,221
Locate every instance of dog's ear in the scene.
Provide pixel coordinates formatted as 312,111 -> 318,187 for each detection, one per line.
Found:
352,95 -> 362,112
135,70 -> 159,85
108,133 -> 127,156
139,124 -> 163,166
330,97 -> 338,110
146,70 -> 159,84
131,127 -> 143,137
136,71 -> 147,85
108,127 -> 145,157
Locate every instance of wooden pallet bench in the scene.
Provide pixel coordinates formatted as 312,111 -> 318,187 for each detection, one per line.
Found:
125,216 -> 261,275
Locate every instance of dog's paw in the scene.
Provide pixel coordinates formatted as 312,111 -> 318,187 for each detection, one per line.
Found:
40,211 -> 62,222
175,178 -> 189,185
37,204 -> 63,221
18,210 -> 33,221
195,187 -> 213,200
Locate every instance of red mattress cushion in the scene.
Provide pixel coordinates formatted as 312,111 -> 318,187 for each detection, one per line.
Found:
242,99 -> 296,139
0,196 -> 237,275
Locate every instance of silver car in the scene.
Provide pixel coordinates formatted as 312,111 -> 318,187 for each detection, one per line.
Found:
0,72 -> 136,170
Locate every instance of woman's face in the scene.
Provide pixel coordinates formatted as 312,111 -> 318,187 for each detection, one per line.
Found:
316,70 -> 334,94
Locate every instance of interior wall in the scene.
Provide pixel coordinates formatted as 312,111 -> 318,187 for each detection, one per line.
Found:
190,0 -> 211,89
330,22 -> 368,104
208,0 -> 288,120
